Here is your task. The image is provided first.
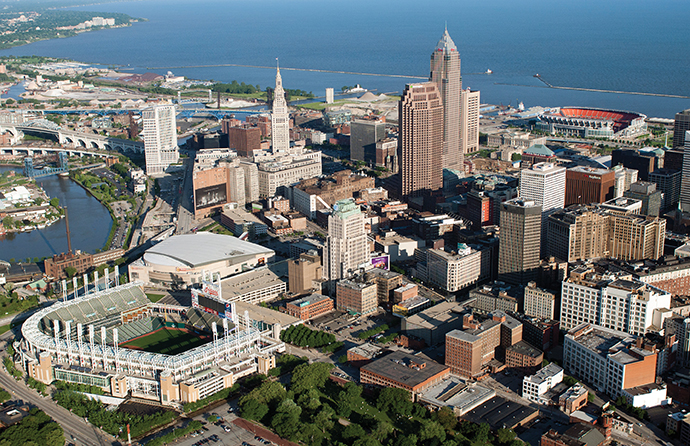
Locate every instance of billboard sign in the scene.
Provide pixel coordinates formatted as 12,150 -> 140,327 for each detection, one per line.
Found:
195,184 -> 227,210
371,255 -> 390,270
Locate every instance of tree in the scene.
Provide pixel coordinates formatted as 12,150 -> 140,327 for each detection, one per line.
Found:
240,399 -> 268,421
271,400 -> 302,440
64,266 -> 77,278
291,362 -> 333,394
296,388 -> 321,411
371,421 -> 394,443
434,406 -> 457,431
395,434 -> 418,446
496,428 -> 516,444
588,392 -> 596,402
376,387 -> 413,416
342,424 -> 367,440
313,406 -> 335,433
420,420 -> 446,444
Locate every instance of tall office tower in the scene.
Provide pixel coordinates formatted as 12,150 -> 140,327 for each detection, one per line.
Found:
271,63 -> 290,154
673,109 -> 690,149
350,118 -> 386,163
430,28 -> 462,171
143,104 -> 178,175
519,162 -> 566,254
460,88 -> 480,156
682,131 -> 690,212
565,166 -> 616,205
399,82 -> 443,198
649,168 -> 681,212
323,199 -> 369,289
498,198 -> 542,285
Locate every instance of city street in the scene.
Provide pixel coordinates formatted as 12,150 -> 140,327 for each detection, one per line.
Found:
0,356 -> 120,446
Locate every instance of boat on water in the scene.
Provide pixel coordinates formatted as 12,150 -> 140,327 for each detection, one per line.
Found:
486,69 -> 493,74
58,172 -> 69,177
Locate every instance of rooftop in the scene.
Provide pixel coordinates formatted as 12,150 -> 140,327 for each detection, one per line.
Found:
143,232 -> 273,268
397,295 -> 430,310
462,396 -> 539,430
361,350 -> 449,389
234,300 -> 299,327
220,261 -> 288,300
568,324 -> 635,358
347,342 -> 384,359
419,377 -> 495,414
404,301 -> 465,330
508,341 -> 544,359
286,293 -> 331,308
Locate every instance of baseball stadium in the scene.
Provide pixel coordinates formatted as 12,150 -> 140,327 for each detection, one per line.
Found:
20,281 -> 284,406
536,107 -> 647,139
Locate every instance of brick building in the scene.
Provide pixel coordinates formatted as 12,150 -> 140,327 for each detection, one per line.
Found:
505,340 -> 544,373
360,350 -> 450,399
565,166 -> 615,206
335,279 -> 377,315
283,293 -> 333,320
287,252 -> 322,295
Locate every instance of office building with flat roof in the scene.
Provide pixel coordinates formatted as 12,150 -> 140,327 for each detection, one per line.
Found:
563,323 -> 658,399
335,279 -> 377,315
360,350 -> 450,398
524,281 -> 557,320
283,293 -> 333,320
522,363 -> 563,403
460,88 -> 480,156
143,104 -> 178,175
519,162 -> 566,254
565,166 -> 615,206
560,266 -> 671,334
673,109 -> 690,149
498,198 -> 542,285
323,199 -> 369,287
350,118 -> 386,163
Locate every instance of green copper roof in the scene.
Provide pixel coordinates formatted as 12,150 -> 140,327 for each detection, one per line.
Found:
525,143 -> 554,156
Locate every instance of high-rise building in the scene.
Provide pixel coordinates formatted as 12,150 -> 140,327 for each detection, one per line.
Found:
681,131 -> 690,212
519,162 -> 566,254
565,166 -> 616,205
460,88 -> 480,156
335,280 -> 377,315
623,181 -> 662,216
271,64 -> 290,154
673,109 -> 690,149
323,199 -> 369,287
611,149 -> 658,181
350,118 -> 386,163
429,28 -> 461,171
498,198 -> 542,285
143,104 -> 178,175
649,168 -> 681,212
227,127 -> 261,157
547,200 -> 665,263
399,82 -> 444,198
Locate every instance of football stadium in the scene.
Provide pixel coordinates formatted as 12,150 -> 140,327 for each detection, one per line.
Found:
536,107 -> 647,139
20,280 -> 284,406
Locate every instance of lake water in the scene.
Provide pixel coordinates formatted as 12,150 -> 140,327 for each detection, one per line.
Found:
0,0 -> 687,117
0,166 -> 113,262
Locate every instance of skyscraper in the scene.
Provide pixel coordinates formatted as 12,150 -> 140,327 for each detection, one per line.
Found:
460,88 -> 480,156
399,82 -> 443,198
430,28 -> 462,172
519,162 -> 566,254
323,198 -> 369,290
673,109 -> 690,149
350,118 -> 386,163
271,63 -> 290,154
143,104 -> 178,175
498,198 -> 542,285
681,131 -> 690,212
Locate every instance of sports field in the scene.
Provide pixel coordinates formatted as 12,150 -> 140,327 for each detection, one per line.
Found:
119,328 -> 211,355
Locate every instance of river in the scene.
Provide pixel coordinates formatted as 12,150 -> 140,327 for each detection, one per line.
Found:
0,166 -> 113,262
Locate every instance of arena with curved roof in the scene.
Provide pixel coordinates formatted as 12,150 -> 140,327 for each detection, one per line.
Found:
129,232 -> 274,286
20,282 -> 283,406
537,107 -> 647,139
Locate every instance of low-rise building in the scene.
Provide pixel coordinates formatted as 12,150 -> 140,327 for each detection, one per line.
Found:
283,293 -> 333,320
365,268 -> 404,305
393,295 -> 431,318
402,301 -> 466,346
419,378 -> 495,415
425,245 -> 486,292
467,281 -> 520,313
522,363 -> 563,404
360,350 -> 450,399
506,341 -> 544,374
220,262 -> 288,304
559,384 -> 589,415
347,343 -> 384,368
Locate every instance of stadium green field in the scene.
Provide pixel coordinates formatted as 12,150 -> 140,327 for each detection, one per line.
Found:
120,328 -> 211,355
